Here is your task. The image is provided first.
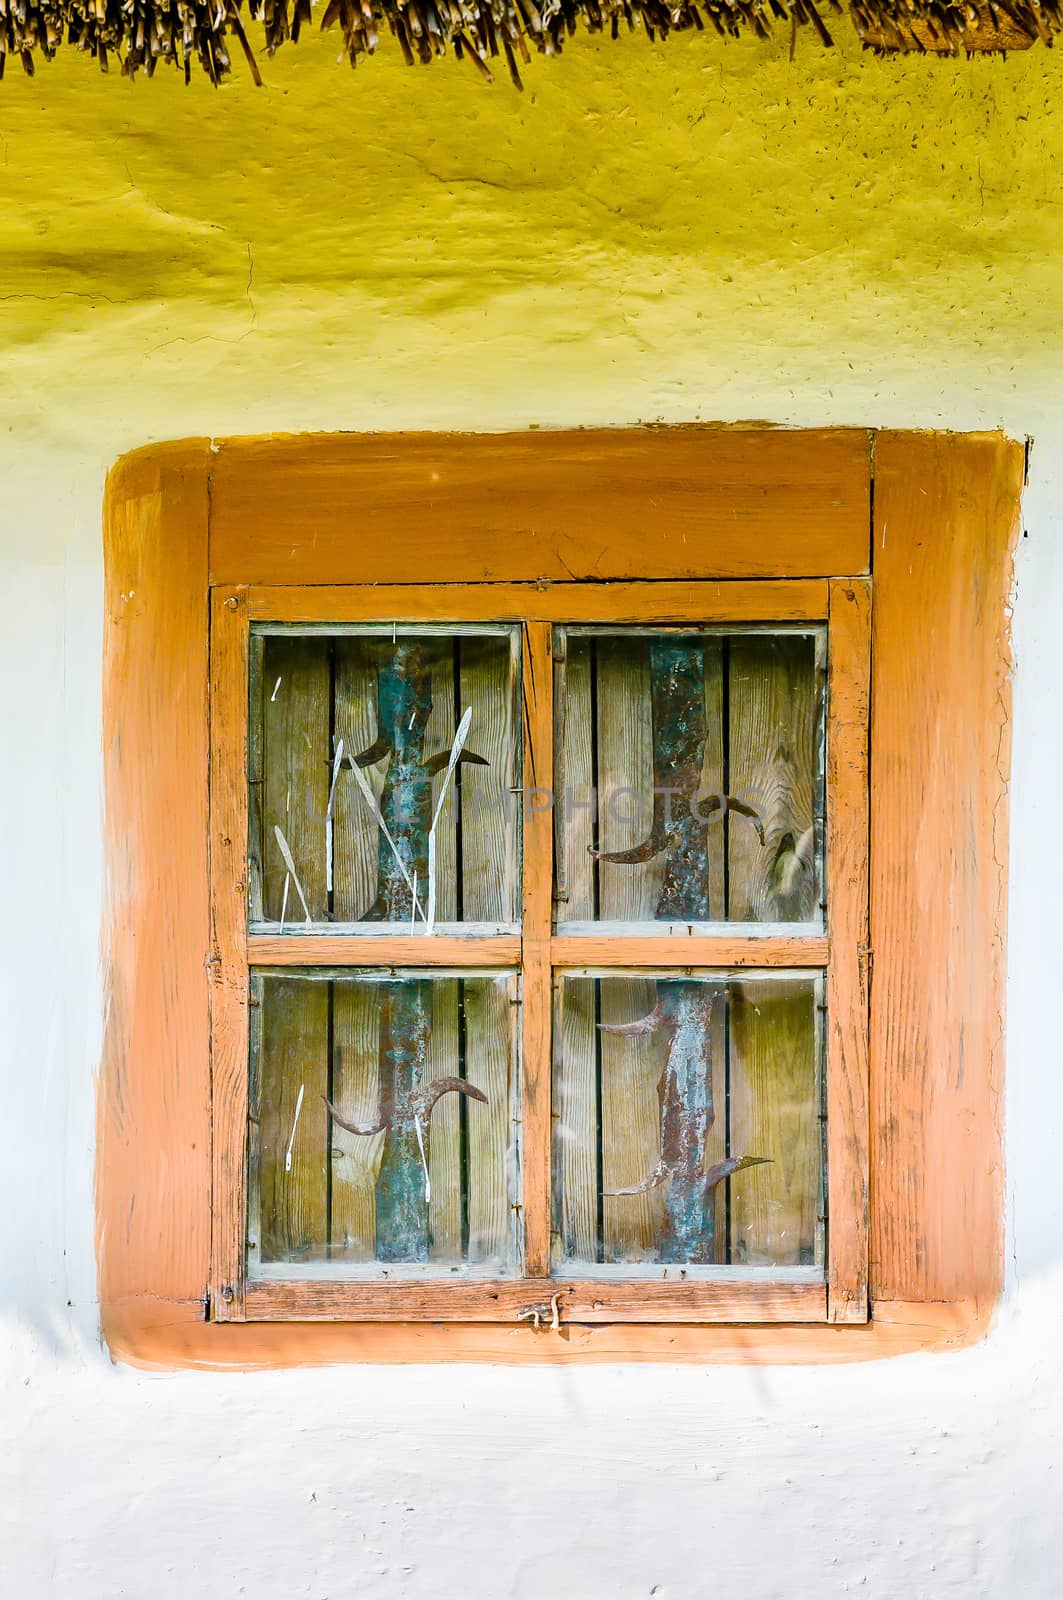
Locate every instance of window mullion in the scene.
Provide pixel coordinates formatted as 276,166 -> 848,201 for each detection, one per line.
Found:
824,577 -> 872,1323
549,933 -> 829,970
246,933 -> 521,968
520,621 -> 555,1280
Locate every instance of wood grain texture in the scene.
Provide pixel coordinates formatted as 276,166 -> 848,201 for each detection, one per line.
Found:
825,578 -> 871,1322
247,633 -> 265,921
601,976 -> 666,1258
212,431 -> 870,585
552,649 -> 599,1264
426,980 -> 462,1260
330,981 -> 383,1262
248,934 -> 521,966
555,636 -> 596,917
255,974 -> 329,1264
465,976 -> 515,1265
728,979 -> 820,1268
426,649 -> 459,924
104,1295 -> 992,1369
702,642 -> 727,918
870,432 -> 1020,1307
251,580 -> 831,625
208,590 -> 253,1314
243,1276 -> 827,1323
333,638 -> 381,921
596,642 -> 664,1257
99,441 -> 214,1320
727,634 -> 820,923
554,976 -> 599,1265
521,621 -> 554,1276
550,934 -> 828,967
252,629 -> 330,1279
459,634 -> 517,923
261,635 -> 330,922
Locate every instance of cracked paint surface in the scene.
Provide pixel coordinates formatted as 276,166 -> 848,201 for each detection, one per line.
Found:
1,35 -> 1063,451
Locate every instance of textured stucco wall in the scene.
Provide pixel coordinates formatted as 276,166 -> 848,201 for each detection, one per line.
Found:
2,30 -> 1063,1597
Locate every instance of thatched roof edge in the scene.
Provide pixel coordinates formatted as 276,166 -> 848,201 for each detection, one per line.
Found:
0,0 -> 1052,88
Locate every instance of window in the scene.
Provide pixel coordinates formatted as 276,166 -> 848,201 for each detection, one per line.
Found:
209,580 -> 869,1326
101,428 -> 1018,1365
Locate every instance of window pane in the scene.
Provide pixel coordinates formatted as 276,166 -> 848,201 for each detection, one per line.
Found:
249,626 -> 521,929
249,970 -> 520,1275
552,972 -> 824,1273
556,628 -> 824,927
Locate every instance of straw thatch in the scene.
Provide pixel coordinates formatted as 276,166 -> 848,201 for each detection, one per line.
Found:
0,0 -> 1053,88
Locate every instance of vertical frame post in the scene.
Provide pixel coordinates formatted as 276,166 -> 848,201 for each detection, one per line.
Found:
209,587 -> 251,1320
520,621 -> 554,1278
826,578 -> 872,1322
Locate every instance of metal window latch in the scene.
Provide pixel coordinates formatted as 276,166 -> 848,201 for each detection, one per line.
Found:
517,1293 -> 562,1332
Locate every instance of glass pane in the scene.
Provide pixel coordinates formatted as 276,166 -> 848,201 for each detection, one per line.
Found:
552,972 -> 824,1273
249,970 -> 520,1275
249,626 -> 521,929
556,628 -> 824,927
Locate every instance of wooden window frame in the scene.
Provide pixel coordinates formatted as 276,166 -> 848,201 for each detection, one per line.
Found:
100,427 -> 1020,1367
210,579 -> 868,1326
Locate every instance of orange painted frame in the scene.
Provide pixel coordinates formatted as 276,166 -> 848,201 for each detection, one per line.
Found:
99,427 -> 1021,1367
208,577 -> 867,1326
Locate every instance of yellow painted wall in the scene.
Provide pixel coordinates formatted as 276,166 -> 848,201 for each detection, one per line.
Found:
1,30 -> 1061,451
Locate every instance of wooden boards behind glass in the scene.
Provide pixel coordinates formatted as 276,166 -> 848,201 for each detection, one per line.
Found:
250,626 -> 522,931
552,972 -> 824,1274
556,628 -> 824,927
249,969 -> 520,1275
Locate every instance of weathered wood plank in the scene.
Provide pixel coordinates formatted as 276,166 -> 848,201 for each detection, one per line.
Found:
556,635 -> 596,922
257,975 -> 330,1263
595,641 -> 663,1258
825,578 -> 871,1323
702,641 -> 727,920
596,638 -> 662,923
419,658 -> 461,1260
254,635 -> 333,1273
521,621 -> 554,1277
249,933 -> 521,966
728,980 -> 819,1267
726,634 -> 819,924
870,432 -> 1019,1306
426,648 -> 458,924
552,644 -> 599,1264
209,585 -> 252,1316
600,976 -> 666,1260
459,634 -> 515,923
465,976 -> 513,1267
211,430 -> 871,585
101,442 -> 215,1337
549,933 -> 828,966
329,980 -> 382,1263
333,638 -> 379,922
111,1293 -> 990,1364
247,631 -> 265,924
427,979 -> 462,1262
249,579 -> 833,626
723,634 -> 820,1269
554,976 -> 599,1265
244,1275 -> 828,1323
261,636 -> 331,922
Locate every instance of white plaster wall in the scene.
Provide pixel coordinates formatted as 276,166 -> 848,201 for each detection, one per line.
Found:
3,33 -> 1063,1599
